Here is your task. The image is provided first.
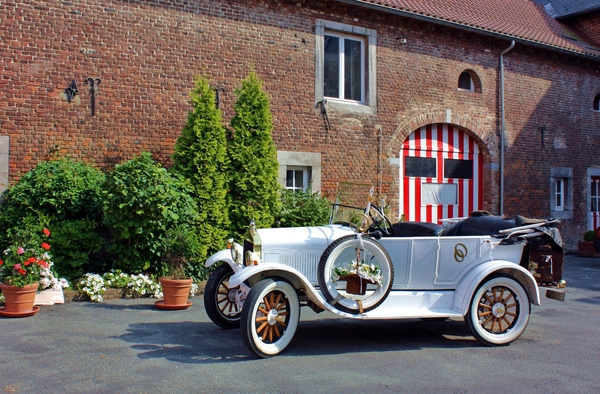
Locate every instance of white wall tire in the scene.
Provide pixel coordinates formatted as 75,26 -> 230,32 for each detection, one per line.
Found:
241,279 -> 300,358
465,275 -> 530,346
318,235 -> 394,314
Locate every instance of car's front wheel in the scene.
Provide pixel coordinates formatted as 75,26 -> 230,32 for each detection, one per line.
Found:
465,275 -> 530,346
241,279 -> 300,358
204,264 -> 242,329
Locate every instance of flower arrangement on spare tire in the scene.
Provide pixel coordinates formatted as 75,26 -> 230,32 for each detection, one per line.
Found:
332,259 -> 383,295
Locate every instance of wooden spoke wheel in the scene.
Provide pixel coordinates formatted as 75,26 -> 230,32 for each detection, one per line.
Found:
242,279 -> 300,358
204,264 -> 242,329
466,275 -> 530,346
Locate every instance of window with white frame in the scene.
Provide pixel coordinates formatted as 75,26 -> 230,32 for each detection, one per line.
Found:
554,178 -> 564,211
315,20 -> 377,115
285,167 -> 310,192
550,167 -> 573,219
324,32 -> 364,102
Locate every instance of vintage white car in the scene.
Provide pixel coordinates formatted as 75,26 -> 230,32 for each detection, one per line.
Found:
204,184 -> 566,358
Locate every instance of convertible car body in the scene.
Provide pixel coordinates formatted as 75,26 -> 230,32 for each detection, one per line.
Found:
204,185 -> 566,357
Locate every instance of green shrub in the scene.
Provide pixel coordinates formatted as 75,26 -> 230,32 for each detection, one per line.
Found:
0,157 -> 105,247
102,152 -> 201,273
228,71 -> 281,238
48,218 -> 105,283
171,75 -> 230,259
274,188 -> 331,228
584,230 -> 595,242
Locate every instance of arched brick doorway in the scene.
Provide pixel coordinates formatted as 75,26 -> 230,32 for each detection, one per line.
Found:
399,124 -> 484,223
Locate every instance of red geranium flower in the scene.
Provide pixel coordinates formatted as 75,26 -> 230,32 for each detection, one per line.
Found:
43,228 -> 51,236
41,242 -> 51,250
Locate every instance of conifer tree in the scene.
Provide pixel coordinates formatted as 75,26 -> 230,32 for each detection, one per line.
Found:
228,71 -> 280,238
171,75 -> 230,258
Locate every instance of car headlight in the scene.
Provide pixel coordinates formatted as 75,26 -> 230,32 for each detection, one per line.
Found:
228,238 -> 243,265
245,250 -> 261,266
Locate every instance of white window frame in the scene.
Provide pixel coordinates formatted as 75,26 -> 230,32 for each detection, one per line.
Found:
323,32 -> 365,104
315,20 -> 377,115
550,167 -> 573,219
285,166 -> 310,192
554,178 -> 564,211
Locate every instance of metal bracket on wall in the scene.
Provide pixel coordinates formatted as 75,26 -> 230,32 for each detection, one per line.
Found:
214,87 -> 225,109
84,77 -> 101,116
315,99 -> 331,131
65,80 -> 79,103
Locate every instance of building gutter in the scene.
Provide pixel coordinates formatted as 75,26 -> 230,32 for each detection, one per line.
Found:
499,40 -> 515,216
332,0 -> 600,62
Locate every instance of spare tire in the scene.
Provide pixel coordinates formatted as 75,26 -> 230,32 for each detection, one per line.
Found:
317,235 -> 394,314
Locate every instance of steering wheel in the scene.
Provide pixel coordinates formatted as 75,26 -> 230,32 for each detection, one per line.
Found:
368,204 -> 393,236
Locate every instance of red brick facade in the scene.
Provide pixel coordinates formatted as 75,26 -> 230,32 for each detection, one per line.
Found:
1,0 -> 599,248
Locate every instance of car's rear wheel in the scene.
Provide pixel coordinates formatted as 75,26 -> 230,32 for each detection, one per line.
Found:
241,279 -> 300,358
318,235 -> 394,314
465,275 -> 530,346
204,264 -> 242,329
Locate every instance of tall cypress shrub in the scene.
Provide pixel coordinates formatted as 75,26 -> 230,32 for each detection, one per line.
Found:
171,75 -> 230,257
228,71 -> 280,238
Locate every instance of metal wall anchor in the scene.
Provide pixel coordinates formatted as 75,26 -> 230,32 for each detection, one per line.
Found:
84,77 -> 101,116
215,87 -> 225,109
315,99 -> 331,130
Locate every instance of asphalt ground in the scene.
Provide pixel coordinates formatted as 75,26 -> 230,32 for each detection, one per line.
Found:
1,254 -> 599,394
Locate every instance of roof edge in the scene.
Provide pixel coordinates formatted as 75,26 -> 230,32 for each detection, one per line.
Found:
332,0 -> 600,62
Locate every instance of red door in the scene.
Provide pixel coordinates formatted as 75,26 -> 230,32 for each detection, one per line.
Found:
399,124 -> 483,223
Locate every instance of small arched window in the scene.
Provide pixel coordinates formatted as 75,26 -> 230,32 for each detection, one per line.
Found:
458,71 -> 474,91
594,94 -> 600,111
458,70 -> 482,93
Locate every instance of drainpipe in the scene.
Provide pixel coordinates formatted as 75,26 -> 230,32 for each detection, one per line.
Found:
500,40 -> 515,216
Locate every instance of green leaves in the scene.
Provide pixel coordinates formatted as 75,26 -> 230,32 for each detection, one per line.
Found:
228,71 -> 280,238
103,152 -> 201,273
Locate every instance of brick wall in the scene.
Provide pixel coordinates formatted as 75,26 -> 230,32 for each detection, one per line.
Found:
2,0 -> 600,248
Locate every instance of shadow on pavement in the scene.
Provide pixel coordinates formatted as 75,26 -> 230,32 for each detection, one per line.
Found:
114,317 -> 478,363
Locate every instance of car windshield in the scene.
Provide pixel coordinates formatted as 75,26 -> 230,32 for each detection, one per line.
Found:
329,182 -> 374,225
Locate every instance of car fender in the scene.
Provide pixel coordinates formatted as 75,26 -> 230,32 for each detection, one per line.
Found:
229,263 -> 330,309
205,249 -> 239,271
453,260 -> 541,315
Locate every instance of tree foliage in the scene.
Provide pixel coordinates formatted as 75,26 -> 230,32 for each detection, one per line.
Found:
228,71 -> 280,238
102,153 -> 201,273
274,188 -> 332,228
171,75 -> 230,257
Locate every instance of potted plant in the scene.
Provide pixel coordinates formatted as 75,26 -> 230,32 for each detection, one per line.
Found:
578,230 -> 598,257
155,226 -> 203,310
0,228 -> 53,317
332,259 -> 383,295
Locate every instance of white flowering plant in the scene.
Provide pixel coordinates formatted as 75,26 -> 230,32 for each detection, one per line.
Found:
332,259 -> 383,286
77,270 -> 198,302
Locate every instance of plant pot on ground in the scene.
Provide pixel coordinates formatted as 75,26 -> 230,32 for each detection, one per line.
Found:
578,230 -> 598,258
155,227 -> 203,310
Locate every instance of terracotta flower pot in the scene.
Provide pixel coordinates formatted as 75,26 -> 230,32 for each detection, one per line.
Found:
0,283 -> 39,313
156,277 -> 193,310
